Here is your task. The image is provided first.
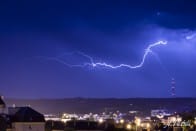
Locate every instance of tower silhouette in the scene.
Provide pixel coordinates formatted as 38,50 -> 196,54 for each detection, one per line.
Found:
171,78 -> 176,97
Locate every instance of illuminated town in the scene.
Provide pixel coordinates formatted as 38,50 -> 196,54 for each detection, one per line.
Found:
0,97 -> 195,131
0,0 -> 196,131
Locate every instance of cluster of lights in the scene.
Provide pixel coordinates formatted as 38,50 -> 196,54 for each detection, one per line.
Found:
194,117 -> 196,125
168,116 -> 182,125
135,118 -> 141,126
141,123 -> 150,128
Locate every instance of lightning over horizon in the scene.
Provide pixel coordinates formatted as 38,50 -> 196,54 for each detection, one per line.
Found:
46,40 -> 168,69
1,0 -> 196,98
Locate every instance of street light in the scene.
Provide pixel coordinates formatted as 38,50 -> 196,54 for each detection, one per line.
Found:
135,118 -> 141,131
147,123 -> 150,128
120,119 -> 124,124
126,124 -> 131,130
98,118 -> 103,123
136,118 -> 141,126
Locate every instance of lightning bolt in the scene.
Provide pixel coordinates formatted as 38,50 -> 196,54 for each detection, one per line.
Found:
46,40 -> 167,69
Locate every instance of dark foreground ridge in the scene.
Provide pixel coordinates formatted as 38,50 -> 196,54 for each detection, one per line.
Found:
5,98 -> 196,115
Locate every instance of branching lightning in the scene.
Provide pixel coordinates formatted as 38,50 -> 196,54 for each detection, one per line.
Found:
48,40 -> 168,69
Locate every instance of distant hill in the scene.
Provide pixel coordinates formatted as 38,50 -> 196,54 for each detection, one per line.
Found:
4,98 -> 196,116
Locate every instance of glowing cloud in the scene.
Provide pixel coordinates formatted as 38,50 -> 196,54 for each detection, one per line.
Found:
186,33 -> 196,40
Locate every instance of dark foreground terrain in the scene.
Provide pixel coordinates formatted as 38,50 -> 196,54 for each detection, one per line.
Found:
4,98 -> 196,115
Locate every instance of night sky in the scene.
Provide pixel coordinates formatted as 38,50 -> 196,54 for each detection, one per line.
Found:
0,0 -> 196,98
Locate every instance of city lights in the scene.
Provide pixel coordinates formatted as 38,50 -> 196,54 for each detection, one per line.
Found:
135,118 -> 141,126
146,123 -> 150,128
1,0 -> 196,131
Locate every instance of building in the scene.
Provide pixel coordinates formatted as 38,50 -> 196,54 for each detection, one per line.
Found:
151,109 -> 171,118
8,106 -> 45,131
0,96 -> 6,113
44,114 -> 61,121
0,96 -> 45,131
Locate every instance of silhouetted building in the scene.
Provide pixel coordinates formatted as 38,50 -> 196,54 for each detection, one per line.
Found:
8,106 -> 45,131
0,96 -> 6,113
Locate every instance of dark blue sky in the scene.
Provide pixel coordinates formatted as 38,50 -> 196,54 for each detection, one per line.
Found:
0,0 -> 196,98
